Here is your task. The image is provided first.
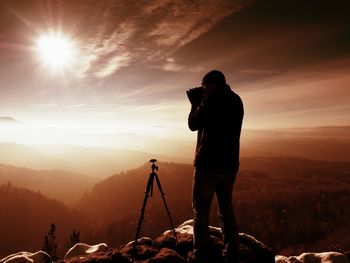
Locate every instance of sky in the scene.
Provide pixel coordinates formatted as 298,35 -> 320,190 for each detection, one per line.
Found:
0,0 -> 350,150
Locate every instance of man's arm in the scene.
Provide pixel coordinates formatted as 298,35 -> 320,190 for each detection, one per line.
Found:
188,104 -> 205,131
187,87 -> 206,131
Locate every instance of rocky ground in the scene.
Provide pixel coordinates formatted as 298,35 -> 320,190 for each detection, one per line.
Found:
63,220 -> 274,263
2,220 -> 350,263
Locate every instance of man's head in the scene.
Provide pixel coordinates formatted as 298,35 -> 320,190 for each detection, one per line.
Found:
202,70 -> 226,95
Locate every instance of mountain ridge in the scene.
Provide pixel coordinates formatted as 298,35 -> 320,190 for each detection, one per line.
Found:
0,116 -> 22,124
0,142 -> 191,178
0,163 -> 96,205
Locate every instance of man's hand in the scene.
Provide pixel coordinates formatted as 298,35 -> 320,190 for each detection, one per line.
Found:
186,87 -> 204,107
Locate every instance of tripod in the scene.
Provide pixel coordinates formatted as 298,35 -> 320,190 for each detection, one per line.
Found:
134,159 -> 178,244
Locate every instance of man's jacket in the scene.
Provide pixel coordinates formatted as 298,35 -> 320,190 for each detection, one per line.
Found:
188,84 -> 244,174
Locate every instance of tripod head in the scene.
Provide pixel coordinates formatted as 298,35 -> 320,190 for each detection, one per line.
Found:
150,159 -> 158,173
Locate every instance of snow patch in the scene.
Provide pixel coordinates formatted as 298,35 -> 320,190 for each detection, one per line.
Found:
163,218 -> 221,236
0,251 -> 50,263
275,252 -> 349,263
64,243 -> 108,260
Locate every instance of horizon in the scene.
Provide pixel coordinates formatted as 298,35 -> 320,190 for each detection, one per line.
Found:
1,120 -> 350,179
1,117 -> 350,156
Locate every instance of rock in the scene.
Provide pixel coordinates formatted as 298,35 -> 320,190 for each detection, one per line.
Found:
275,252 -> 349,263
3,219 -> 272,263
275,255 -> 288,262
109,251 -> 129,263
164,219 -> 194,235
63,249 -> 129,263
64,243 -> 108,260
0,251 -> 51,263
65,253 -> 110,263
126,237 -> 154,247
163,219 -> 274,263
238,233 -> 275,263
154,234 -> 177,250
164,219 -> 222,238
174,233 -> 193,258
144,248 -> 186,263
137,237 -> 154,247
119,240 -> 159,262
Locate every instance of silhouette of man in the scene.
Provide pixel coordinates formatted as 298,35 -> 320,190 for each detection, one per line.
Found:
186,70 -> 244,263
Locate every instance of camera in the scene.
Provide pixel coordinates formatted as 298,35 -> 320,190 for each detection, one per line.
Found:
186,87 -> 204,106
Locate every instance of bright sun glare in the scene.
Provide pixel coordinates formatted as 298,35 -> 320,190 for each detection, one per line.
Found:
36,33 -> 76,70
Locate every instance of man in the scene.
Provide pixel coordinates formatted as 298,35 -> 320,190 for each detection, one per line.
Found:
186,70 -> 244,263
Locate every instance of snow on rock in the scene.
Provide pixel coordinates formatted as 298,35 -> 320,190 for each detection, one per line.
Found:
126,237 -> 154,247
64,243 -> 108,260
0,251 -> 51,263
164,219 -> 221,237
275,252 -> 349,263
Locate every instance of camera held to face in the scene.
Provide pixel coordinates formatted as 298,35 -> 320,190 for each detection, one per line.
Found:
186,86 -> 204,106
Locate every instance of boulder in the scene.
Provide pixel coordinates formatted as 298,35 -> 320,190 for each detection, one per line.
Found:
163,219 -> 275,263
275,252 -> 349,263
0,251 -> 51,263
64,243 -> 108,260
144,248 -> 186,263
120,239 -> 158,261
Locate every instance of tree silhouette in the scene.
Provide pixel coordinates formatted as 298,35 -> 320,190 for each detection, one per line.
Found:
42,223 -> 58,260
69,229 -> 80,248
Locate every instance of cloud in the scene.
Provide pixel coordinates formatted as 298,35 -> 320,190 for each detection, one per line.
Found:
159,57 -> 204,72
239,59 -> 350,128
68,104 -> 85,108
75,19 -> 136,78
30,103 -> 58,108
70,0 -> 251,78
29,103 -> 87,108
239,69 -> 278,75
94,52 -> 130,78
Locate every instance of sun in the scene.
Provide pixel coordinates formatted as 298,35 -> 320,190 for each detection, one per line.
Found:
36,33 -> 76,70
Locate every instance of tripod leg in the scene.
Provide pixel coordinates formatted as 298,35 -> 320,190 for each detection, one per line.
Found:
135,173 -> 154,243
154,173 -> 178,244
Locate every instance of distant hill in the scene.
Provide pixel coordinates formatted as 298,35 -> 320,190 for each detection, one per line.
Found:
0,142 -> 190,178
31,144 -> 189,178
78,158 -> 350,253
0,116 -> 21,124
1,125 -> 350,175
0,183 -> 95,258
0,143 -> 75,172
78,162 -> 191,224
78,162 -> 193,245
0,163 -> 96,205
241,126 -> 350,162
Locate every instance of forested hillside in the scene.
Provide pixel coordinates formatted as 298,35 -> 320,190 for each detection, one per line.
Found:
0,163 -> 96,204
0,184 -> 97,257
78,158 -> 350,255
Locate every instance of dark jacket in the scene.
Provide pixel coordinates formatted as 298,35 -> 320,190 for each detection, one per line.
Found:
188,85 -> 244,174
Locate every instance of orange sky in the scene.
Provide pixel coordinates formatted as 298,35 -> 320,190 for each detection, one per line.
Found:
0,0 -> 350,148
